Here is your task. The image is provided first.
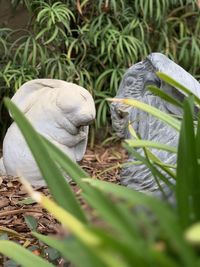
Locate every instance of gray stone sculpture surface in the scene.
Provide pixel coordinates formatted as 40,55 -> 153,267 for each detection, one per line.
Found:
0,79 -> 96,186
111,52 -> 200,198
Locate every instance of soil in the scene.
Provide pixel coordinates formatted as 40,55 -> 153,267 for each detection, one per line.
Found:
0,143 -> 128,266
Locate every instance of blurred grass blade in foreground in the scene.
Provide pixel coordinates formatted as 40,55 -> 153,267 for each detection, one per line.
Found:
84,178 -> 197,266
176,97 -> 200,228
33,232 -> 105,267
21,177 -> 128,267
125,139 -> 177,153
0,240 -> 53,267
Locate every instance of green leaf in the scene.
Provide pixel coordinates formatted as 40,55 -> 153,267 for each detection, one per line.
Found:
44,27 -> 59,45
0,240 -> 53,267
196,112 -> 200,164
125,140 -> 177,154
43,247 -> 60,261
147,85 -> 183,108
127,124 -> 176,178
40,138 -> 154,265
31,193 -> 127,267
156,72 -> 200,106
40,136 -> 88,186
82,187 -> 148,259
4,98 -> 87,223
124,143 -> 175,191
18,197 -> 36,205
42,135 -> 162,265
24,215 -> 38,231
176,97 -> 200,228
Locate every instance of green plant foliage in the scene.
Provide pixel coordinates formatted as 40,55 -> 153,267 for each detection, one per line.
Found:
0,240 -> 53,267
0,0 -> 199,140
176,97 -> 200,228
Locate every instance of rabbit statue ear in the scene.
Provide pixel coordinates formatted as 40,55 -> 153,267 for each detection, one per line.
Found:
11,79 -> 66,113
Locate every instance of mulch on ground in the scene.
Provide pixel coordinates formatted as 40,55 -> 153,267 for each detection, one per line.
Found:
0,143 -> 127,240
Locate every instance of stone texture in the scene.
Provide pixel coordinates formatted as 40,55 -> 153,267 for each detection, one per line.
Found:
0,79 -> 96,186
110,53 -> 200,199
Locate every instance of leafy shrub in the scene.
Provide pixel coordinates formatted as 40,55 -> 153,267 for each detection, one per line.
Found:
0,0 -> 199,141
1,73 -> 200,266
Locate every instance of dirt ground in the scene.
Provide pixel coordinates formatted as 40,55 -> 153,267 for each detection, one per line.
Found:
0,143 -> 127,265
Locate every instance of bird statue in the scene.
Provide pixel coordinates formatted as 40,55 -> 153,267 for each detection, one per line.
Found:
0,79 -> 96,186
110,52 -> 200,199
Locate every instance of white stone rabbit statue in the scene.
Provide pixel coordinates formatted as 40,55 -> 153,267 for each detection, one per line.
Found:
0,79 -> 96,186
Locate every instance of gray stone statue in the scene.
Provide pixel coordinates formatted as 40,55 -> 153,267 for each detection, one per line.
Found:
111,53 -> 200,199
0,79 -> 96,186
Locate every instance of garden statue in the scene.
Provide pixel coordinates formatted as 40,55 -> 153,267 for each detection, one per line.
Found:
111,52 -> 200,199
0,79 -> 96,186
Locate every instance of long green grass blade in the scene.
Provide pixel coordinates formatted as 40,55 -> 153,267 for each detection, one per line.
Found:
40,136 -> 90,192
142,146 -> 176,178
127,124 -> 176,178
42,135 -> 151,264
83,188 -> 148,260
157,72 -> 200,106
4,98 -> 87,223
109,98 -> 180,131
0,240 -> 53,267
125,140 -> 177,153
41,136 -> 88,180
124,143 -> 175,190
92,228 -> 152,267
94,227 -> 179,267
196,113 -> 200,160
43,135 -> 160,264
196,114 -> 200,201
148,85 -> 183,108
31,192 -> 128,267
42,140 -> 155,265
41,139 -> 172,265
176,97 -> 200,228
39,137 -> 169,266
